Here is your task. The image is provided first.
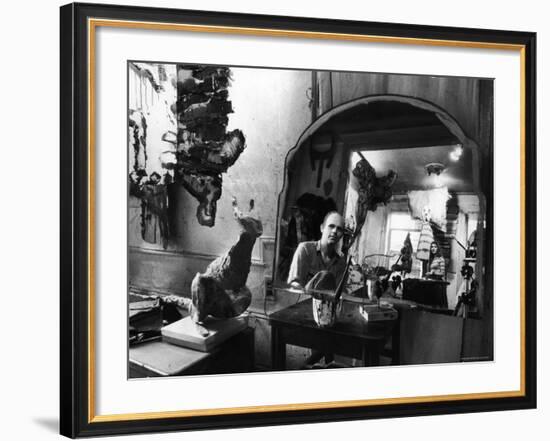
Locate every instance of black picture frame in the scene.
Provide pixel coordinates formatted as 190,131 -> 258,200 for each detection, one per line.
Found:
60,2 -> 537,438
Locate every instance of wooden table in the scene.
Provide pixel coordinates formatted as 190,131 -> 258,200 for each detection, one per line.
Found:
268,299 -> 395,370
129,327 -> 254,377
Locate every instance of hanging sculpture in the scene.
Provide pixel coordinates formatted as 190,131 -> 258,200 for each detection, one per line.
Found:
128,62 -> 247,251
346,155 -> 397,254
175,64 -> 246,227
352,155 -> 398,213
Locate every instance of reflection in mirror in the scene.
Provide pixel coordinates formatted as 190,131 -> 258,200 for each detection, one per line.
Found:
343,147 -> 484,311
273,95 -> 490,327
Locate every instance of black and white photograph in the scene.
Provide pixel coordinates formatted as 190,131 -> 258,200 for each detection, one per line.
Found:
1,0 -> 546,438
127,62 -> 494,377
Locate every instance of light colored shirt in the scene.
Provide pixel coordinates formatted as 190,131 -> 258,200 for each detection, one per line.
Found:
428,256 -> 446,277
287,241 -> 346,287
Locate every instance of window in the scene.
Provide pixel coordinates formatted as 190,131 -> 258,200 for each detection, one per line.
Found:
386,211 -> 423,277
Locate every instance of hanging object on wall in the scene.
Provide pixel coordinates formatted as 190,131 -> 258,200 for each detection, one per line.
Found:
408,187 -> 451,230
346,154 -> 397,255
129,109 -> 148,172
160,131 -> 178,181
175,65 -> 246,227
129,169 -> 147,198
309,132 -> 337,188
178,171 -> 222,227
139,172 -> 170,250
128,62 -> 179,249
323,178 -> 333,196
352,154 -> 398,213
128,111 -> 173,249
190,198 -> 263,323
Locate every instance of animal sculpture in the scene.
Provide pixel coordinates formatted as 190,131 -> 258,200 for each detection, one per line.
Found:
190,198 -> 263,323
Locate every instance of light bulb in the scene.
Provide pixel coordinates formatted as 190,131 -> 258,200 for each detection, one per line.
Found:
449,145 -> 463,161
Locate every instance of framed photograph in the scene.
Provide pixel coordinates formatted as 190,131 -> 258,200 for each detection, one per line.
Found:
60,2 -> 536,438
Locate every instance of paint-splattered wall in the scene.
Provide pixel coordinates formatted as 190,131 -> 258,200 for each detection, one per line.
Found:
128,64 -> 311,296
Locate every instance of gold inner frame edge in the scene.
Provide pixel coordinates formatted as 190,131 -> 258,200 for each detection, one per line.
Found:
86,18 -> 527,423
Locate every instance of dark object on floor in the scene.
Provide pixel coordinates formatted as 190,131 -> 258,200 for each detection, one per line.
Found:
190,198 -> 263,323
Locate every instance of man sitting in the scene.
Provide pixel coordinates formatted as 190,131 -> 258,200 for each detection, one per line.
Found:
287,211 -> 346,289
287,211 -> 347,368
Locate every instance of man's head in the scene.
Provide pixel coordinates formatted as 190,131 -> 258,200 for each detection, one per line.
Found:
320,211 -> 345,247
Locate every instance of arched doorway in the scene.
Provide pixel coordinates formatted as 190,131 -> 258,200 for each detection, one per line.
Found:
273,94 -> 488,317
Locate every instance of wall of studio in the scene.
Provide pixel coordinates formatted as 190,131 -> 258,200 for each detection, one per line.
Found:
129,66 -> 312,297
129,64 -> 491,305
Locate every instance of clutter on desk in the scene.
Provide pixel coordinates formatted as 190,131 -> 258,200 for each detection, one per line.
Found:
129,297 -> 163,335
360,303 -> 398,322
129,292 -> 192,345
129,331 -> 162,346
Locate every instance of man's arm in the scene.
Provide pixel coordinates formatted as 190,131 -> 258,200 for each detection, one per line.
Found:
287,242 -> 309,288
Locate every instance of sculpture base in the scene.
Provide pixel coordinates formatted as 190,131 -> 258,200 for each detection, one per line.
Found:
161,315 -> 248,352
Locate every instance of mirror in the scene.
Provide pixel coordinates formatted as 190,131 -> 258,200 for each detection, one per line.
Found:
273,97 -> 488,315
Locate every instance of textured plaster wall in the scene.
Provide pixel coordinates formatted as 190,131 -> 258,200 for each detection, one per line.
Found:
175,67 -> 312,255
129,67 -> 312,296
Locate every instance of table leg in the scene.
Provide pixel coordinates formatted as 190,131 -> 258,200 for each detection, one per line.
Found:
271,325 -> 286,370
362,344 -> 380,367
391,315 -> 401,365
